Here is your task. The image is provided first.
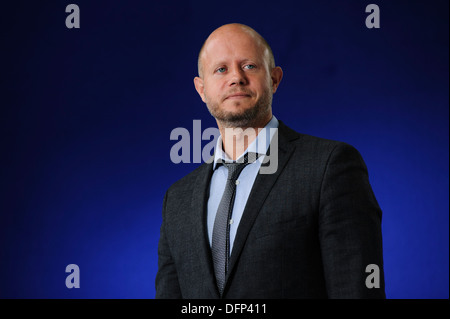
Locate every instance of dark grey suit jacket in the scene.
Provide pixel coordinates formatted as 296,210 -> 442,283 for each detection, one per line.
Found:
155,121 -> 385,298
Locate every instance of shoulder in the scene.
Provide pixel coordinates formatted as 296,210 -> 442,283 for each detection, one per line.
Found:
164,162 -> 211,198
278,120 -> 360,161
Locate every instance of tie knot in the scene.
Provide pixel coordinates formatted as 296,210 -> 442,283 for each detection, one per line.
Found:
219,152 -> 259,181
224,162 -> 247,181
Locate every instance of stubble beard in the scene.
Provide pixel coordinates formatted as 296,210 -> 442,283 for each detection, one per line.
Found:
205,89 -> 273,129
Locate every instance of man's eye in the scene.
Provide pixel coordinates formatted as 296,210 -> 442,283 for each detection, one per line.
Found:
216,67 -> 226,73
244,64 -> 256,70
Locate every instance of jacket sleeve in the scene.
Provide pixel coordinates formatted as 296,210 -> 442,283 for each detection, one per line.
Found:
318,143 -> 385,298
155,191 -> 182,299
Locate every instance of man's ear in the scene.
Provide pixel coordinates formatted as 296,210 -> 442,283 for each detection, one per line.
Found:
194,76 -> 206,103
270,66 -> 283,93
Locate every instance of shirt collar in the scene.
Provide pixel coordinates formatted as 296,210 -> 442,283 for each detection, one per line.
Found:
213,115 -> 279,170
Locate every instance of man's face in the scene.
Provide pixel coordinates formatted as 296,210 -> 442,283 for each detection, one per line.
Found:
194,27 -> 281,127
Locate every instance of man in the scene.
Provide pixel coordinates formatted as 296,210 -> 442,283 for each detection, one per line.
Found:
155,23 -> 385,298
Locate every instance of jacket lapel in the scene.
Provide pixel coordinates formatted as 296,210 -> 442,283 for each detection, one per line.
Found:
225,121 -> 299,289
190,162 -> 220,298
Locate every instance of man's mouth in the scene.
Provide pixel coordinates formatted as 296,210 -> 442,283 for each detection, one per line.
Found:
225,92 -> 251,100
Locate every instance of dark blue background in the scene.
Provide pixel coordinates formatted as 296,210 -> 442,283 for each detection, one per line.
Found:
1,0 -> 448,298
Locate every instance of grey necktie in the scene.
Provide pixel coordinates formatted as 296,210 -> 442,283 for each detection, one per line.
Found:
212,152 -> 257,295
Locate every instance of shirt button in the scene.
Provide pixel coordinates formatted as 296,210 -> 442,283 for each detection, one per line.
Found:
229,219 -> 234,225
235,180 -> 240,185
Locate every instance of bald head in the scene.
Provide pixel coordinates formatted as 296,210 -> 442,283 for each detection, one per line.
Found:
193,23 -> 283,130
197,23 -> 275,78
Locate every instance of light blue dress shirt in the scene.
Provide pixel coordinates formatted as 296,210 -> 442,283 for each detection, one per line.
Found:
207,115 -> 279,250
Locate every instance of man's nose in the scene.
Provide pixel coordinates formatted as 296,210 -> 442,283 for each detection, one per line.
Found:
228,67 -> 247,86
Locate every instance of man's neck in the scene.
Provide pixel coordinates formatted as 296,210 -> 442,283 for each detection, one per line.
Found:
217,114 -> 272,161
